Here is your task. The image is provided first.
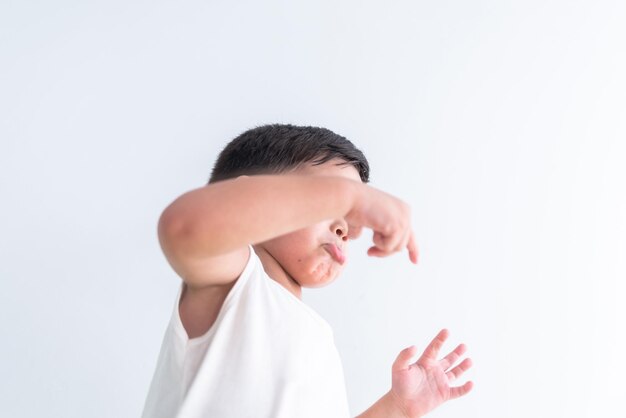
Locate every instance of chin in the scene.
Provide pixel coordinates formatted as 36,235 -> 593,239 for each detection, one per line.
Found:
303,269 -> 341,288
302,280 -> 335,289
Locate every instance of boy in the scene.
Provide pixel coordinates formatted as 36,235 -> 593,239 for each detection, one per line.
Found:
141,124 -> 473,418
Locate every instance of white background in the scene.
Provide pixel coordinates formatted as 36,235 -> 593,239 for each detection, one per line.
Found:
1,1 -> 625,417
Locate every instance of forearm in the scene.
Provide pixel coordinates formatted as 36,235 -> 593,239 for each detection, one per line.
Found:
355,390 -> 410,418
158,174 -> 362,257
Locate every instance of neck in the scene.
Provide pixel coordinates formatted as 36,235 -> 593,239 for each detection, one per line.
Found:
252,245 -> 303,300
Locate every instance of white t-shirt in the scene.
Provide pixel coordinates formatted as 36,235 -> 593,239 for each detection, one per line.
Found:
141,245 -> 351,418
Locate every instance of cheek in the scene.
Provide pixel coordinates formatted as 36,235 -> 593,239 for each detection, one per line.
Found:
274,234 -> 309,255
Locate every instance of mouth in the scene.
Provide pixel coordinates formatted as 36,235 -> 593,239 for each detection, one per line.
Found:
323,243 -> 346,265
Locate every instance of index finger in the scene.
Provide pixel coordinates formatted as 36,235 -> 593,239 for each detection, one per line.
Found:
408,229 -> 419,264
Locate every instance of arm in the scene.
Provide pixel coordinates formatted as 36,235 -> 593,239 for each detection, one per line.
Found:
158,174 -> 361,259
159,173 -> 418,263
355,390 -> 409,418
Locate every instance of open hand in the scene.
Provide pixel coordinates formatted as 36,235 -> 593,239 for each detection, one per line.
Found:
388,329 -> 473,418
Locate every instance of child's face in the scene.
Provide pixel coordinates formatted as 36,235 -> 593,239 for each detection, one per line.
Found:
260,158 -> 362,289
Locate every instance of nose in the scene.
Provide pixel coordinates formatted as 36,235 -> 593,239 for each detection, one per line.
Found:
332,220 -> 349,242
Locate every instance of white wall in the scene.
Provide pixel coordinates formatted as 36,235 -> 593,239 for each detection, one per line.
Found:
1,1 -> 624,417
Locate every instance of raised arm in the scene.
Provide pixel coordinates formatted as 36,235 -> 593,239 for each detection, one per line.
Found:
158,174 -> 361,259
158,171 -> 418,290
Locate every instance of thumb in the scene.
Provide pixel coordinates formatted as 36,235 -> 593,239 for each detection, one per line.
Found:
392,345 -> 417,372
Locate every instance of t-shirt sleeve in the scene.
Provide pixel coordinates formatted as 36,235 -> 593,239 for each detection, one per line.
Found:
169,244 -> 257,343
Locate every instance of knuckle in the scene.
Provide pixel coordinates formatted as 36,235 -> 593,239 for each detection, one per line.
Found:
381,223 -> 394,236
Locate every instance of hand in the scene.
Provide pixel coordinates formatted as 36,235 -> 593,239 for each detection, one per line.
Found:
345,184 -> 419,264
389,329 -> 473,418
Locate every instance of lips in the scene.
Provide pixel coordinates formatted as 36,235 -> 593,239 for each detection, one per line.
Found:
323,243 -> 346,265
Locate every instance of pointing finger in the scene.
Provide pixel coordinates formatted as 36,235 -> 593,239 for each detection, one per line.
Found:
407,230 -> 419,264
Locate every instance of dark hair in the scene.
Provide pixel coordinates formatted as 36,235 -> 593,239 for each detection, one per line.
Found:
208,123 -> 369,184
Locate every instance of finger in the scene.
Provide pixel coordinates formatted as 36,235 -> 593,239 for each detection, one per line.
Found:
392,228 -> 411,254
368,247 -> 393,257
407,230 -> 419,264
420,329 -> 449,361
368,231 -> 396,256
392,345 -> 418,372
439,343 -> 466,371
372,230 -> 393,253
446,357 -> 473,382
449,381 -> 473,400
370,227 -> 408,257
368,239 -> 392,257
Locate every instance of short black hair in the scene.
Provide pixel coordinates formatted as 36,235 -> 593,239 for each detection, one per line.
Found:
208,123 -> 369,184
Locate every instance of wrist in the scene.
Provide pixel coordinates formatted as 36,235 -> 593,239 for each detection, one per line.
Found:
343,178 -> 367,220
355,390 -> 409,418
385,390 -> 413,418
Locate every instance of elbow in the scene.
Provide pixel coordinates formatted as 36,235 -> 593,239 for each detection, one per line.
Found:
157,208 -> 183,258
